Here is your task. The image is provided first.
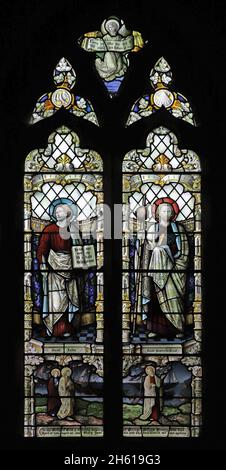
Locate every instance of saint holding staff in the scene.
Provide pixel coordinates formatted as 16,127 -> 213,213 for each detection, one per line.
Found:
133,197 -> 189,339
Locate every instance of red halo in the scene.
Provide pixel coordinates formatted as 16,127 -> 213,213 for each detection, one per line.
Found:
151,197 -> 179,221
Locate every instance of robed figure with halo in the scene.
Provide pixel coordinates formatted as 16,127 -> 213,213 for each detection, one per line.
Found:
37,199 -> 86,338
133,197 -> 189,339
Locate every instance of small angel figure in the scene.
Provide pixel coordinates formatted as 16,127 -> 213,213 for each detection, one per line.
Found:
78,16 -> 145,97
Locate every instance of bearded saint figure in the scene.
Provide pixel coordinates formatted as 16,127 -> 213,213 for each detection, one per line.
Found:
37,202 -> 82,338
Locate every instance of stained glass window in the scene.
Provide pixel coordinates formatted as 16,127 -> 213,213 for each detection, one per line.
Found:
126,58 -> 196,126
31,58 -> 99,125
24,126 -> 104,437
122,126 -> 201,437
78,16 -> 145,97
2,0 -> 225,457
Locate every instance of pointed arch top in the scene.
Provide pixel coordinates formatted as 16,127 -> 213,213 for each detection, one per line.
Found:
30,58 -> 99,126
123,126 -> 200,173
126,57 -> 196,127
25,125 -> 103,172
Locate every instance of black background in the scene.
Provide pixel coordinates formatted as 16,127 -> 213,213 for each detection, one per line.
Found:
0,0 -> 225,462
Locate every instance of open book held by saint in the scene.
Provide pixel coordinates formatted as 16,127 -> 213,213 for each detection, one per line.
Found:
37,203 -> 96,337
